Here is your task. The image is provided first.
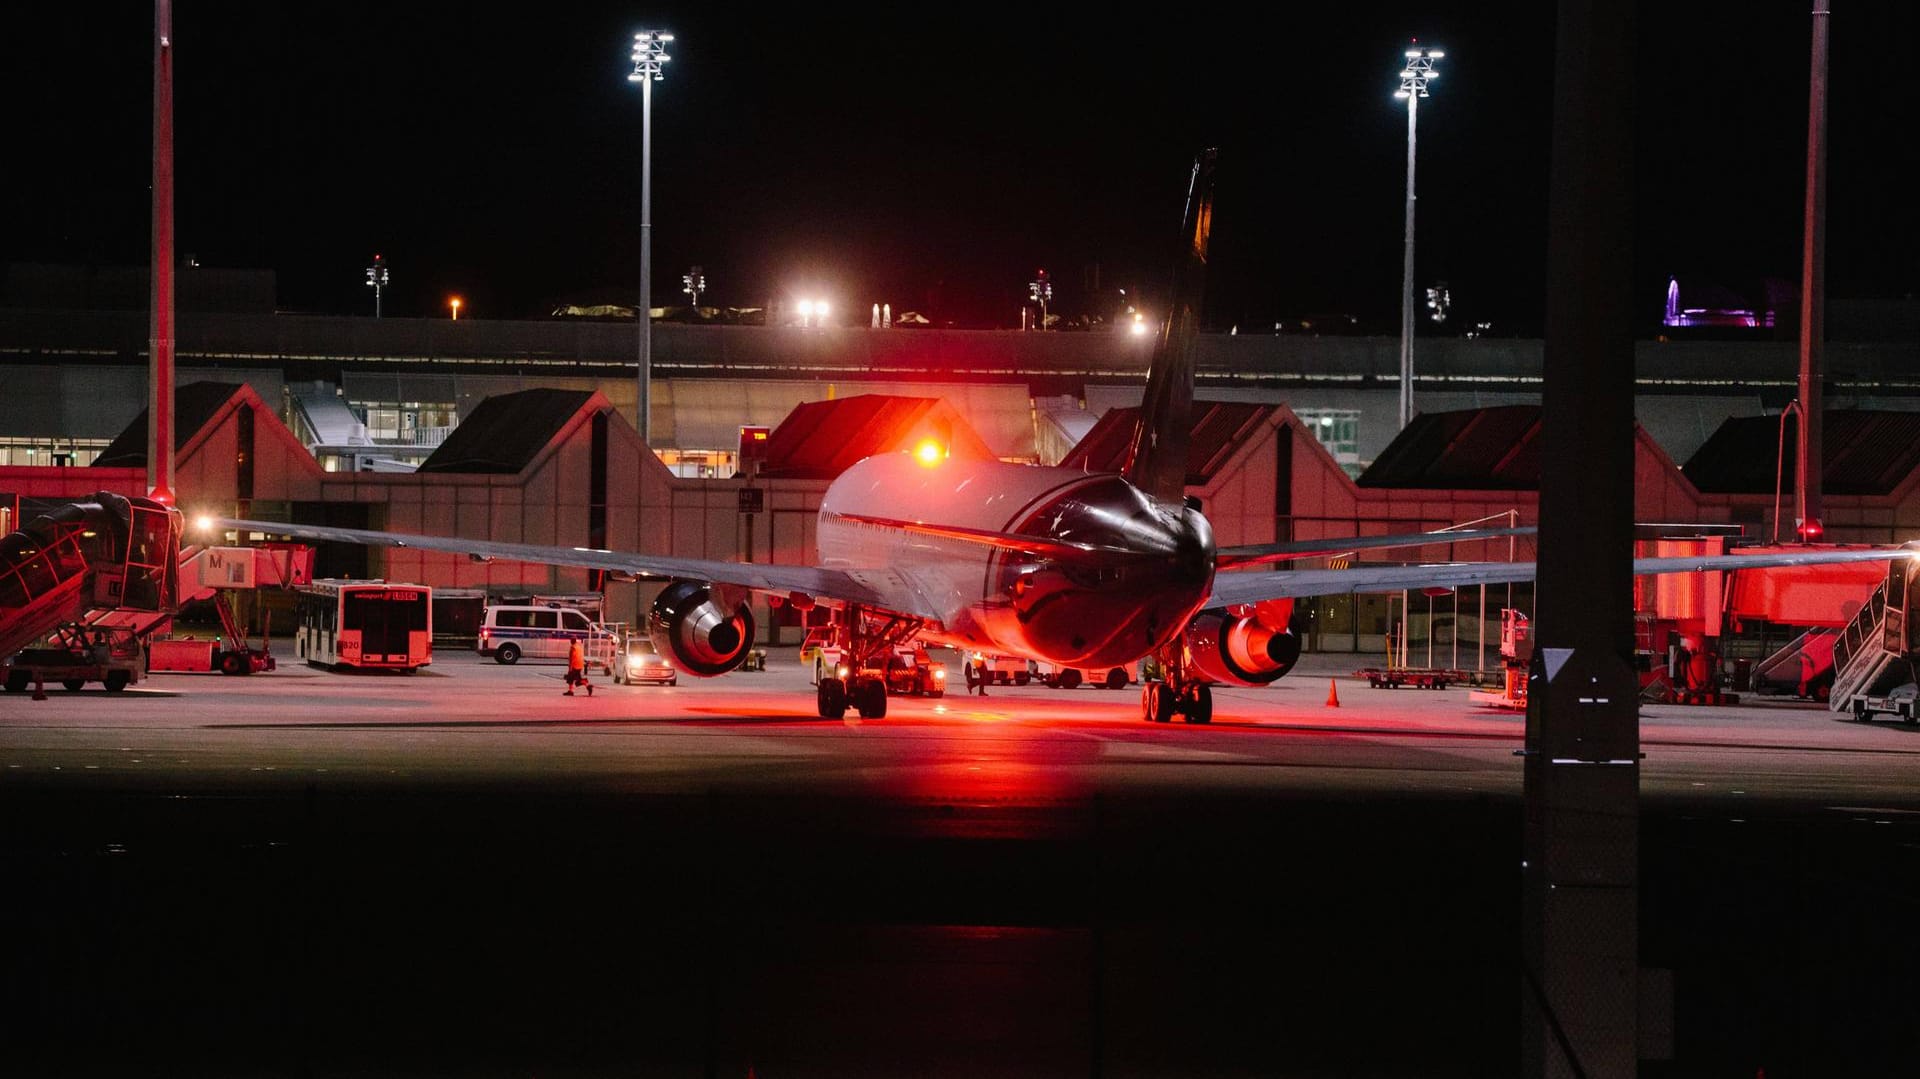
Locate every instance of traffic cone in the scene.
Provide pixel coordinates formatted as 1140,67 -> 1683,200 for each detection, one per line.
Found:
1326,679 -> 1340,707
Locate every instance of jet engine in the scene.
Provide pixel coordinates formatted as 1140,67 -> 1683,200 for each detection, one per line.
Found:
1182,610 -> 1301,687
648,580 -> 756,677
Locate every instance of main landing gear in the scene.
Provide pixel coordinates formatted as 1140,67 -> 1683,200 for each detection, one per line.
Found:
812,605 -> 919,720
817,673 -> 887,720
1140,651 -> 1213,724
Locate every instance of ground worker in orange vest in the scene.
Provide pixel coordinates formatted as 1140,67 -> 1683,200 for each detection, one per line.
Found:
565,638 -> 593,697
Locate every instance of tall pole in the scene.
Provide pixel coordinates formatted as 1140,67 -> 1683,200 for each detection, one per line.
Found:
638,72 -> 653,444
1796,1 -> 1831,540
147,0 -> 175,505
1394,44 -> 1440,431
1399,91 -> 1418,430
629,31 -> 671,444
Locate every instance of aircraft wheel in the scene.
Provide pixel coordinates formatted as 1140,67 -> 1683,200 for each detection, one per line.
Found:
1182,684 -> 1213,725
63,679 -> 86,692
1146,682 -> 1176,723
817,677 -> 847,719
857,677 -> 888,719
1105,668 -> 1128,690
496,643 -> 521,665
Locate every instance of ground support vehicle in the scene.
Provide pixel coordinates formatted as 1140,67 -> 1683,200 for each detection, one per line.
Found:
966,653 -> 1034,686
1038,662 -> 1133,690
2,623 -> 143,695
1354,666 -> 1468,690
612,626 -> 677,686
295,580 -> 433,672
1468,609 -> 1530,710
883,646 -> 946,698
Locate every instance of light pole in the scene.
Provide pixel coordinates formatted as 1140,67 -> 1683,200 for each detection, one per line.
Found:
1028,269 -> 1052,331
365,254 -> 389,317
628,30 -> 673,444
1395,43 -> 1442,431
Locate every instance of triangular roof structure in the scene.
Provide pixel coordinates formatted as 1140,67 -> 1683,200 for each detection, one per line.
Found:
1357,405 -> 1544,489
417,389 -> 596,474
1059,401 -> 1278,485
1684,410 -> 1920,497
757,394 -> 996,480
92,382 -> 252,468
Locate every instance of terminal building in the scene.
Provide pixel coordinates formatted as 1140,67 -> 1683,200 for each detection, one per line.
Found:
4,263 -> 1919,655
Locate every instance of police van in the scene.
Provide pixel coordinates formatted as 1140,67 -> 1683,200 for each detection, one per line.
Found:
477,602 -> 616,671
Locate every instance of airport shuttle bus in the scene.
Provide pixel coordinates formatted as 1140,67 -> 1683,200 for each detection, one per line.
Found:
294,580 -> 433,672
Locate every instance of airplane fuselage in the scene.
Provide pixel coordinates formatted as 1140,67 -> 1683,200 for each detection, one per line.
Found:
816,453 -> 1216,667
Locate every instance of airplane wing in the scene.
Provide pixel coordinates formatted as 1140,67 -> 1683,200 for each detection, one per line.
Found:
1214,526 -> 1535,569
209,517 -> 950,622
1207,544 -> 1913,608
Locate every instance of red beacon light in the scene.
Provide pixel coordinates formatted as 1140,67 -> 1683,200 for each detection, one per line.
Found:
1796,518 -> 1826,543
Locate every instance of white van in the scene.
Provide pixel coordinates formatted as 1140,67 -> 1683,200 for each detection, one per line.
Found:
477,604 -> 616,670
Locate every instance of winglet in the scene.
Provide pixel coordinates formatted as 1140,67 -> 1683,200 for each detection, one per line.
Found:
1122,149 -> 1217,505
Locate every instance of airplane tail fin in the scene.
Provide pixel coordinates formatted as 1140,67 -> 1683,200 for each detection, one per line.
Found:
1122,149 -> 1217,505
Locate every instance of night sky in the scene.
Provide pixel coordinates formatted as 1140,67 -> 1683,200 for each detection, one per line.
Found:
5,2 -> 1914,332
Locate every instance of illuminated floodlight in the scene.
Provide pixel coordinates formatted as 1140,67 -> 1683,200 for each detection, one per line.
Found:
629,31 -> 673,82
914,439 -> 946,465
1130,312 -> 1149,336
797,300 -> 815,318
1396,43 -> 1442,99
195,514 -> 215,532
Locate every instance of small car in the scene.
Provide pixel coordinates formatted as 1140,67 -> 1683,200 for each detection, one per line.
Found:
614,636 -> 677,686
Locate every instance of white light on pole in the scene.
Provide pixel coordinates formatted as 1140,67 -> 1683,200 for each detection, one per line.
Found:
365,254 -> 389,317
1394,42 -> 1442,431
628,30 -> 673,443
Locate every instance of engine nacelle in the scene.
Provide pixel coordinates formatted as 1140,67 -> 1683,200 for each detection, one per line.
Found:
648,580 -> 756,678
1182,610 -> 1302,687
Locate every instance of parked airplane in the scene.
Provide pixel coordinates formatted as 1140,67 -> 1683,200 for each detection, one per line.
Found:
205,152 -> 1914,723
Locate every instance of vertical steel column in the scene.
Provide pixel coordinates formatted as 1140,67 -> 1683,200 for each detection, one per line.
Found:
1398,92 -> 1419,430
637,74 -> 654,445
1796,1 -> 1831,537
1524,0 -> 1639,1076
147,0 -> 175,506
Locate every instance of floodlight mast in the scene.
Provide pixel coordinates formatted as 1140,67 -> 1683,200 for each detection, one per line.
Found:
628,31 -> 673,443
365,254 -> 389,317
1394,43 -> 1442,432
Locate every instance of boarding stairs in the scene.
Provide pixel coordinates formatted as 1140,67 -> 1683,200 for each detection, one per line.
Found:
0,493 -> 181,663
1828,565 -> 1920,721
1753,626 -> 1838,699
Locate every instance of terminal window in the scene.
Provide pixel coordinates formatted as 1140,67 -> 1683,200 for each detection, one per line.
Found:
1292,410 -> 1363,477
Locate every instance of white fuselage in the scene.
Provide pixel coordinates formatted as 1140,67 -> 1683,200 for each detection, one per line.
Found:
816,452 -> 1215,667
